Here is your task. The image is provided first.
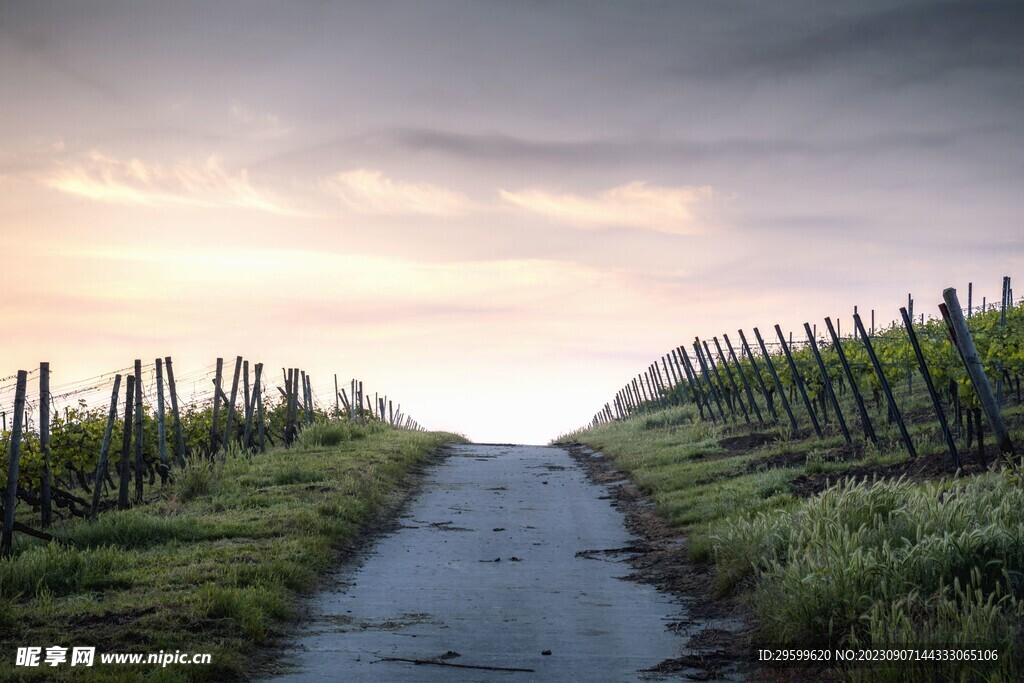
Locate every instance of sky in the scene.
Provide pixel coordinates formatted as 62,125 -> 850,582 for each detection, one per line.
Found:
1,1 -> 1023,443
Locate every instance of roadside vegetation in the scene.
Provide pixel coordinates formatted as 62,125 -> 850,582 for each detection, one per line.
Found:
0,422 -> 465,682
562,299 -> 1024,681
567,402 -> 1024,681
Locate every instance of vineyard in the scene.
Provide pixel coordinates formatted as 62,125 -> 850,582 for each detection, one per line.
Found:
0,356 -> 423,555
0,355 -> 456,682
587,278 -> 1020,466
567,276 -> 1024,681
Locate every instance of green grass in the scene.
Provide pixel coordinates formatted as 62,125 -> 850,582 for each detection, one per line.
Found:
566,394 -> 1024,681
0,423 -> 464,682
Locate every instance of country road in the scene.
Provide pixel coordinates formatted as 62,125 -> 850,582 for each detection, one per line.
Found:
261,444 -> 719,681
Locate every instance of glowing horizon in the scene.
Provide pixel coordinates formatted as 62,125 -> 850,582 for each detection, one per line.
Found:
2,2 -> 1022,443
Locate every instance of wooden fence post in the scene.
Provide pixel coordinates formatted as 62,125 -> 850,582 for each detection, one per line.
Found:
293,368 -> 303,430
242,360 -> 251,437
737,331 -> 778,424
90,374 -> 122,518
713,337 -> 751,422
118,375 -> 135,510
155,359 -> 169,481
753,327 -> 799,433
221,356 -> 242,454
804,323 -> 851,444
776,325 -> 823,439
941,289 -> 1015,457
39,362 -> 52,528
663,354 -> 685,407
723,334 -> 763,423
284,369 -> 294,445
824,317 -> 877,446
699,339 -> 734,421
255,364 -> 266,452
164,357 -> 187,465
210,358 -> 223,455
134,360 -> 144,501
854,313 -> 916,459
900,307 -> 959,468
2,371 -> 27,556
677,348 -> 713,423
300,371 -> 309,424
690,344 -> 725,422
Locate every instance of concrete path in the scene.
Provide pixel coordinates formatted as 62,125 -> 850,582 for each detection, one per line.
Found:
262,444 -> 688,681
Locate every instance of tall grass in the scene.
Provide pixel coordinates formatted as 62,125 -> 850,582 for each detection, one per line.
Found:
712,473 -> 1024,679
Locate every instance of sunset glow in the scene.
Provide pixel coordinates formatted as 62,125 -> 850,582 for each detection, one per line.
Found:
2,2 -> 1022,443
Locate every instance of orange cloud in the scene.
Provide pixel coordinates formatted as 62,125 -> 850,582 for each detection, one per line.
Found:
321,169 -> 480,218
42,151 -> 299,215
499,181 -> 714,235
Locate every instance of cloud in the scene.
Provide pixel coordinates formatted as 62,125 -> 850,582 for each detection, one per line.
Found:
724,1 -> 1024,86
41,150 -> 299,215
229,102 -> 293,138
499,181 -> 713,235
321,169 -> 480,217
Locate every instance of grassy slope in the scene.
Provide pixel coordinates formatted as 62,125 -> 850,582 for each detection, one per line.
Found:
0,422 -> 465,682
567,401 -> 1024,682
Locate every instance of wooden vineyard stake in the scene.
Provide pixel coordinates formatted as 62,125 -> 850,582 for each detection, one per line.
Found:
350,380 -> 356,421
713,337 -> 750,422
334,374 -> 340,416
723,335 -> 763,424
824,318 -> 877,446
900,307 -> 959,468
118,375 -> 135,510
91,374 -> 122,518
243,363 -> 261,450
677,348 -> 713,423
307,374 -> 315,424
724,334 -> 764,423
39,362 -> 52,528
652,364 -> 667,406
941,288 -> 1015,458
753,327 -> 799,433
210,358 -> 223,455
164,357 -> 187,465
775,325 -> 823,439
221,356 -> 242,454
737,331 -> 778,424
255,364 -> 266,452
692,342 -> 727,422
242,361 -> 251,438
804,323 -> 851,444
134,360 -> 144,501
242,365 -> 256,450
700,339 -> 736,421
854,313 -> 916,459
663,354 -> 686,407
2,371 -> 27,556
650,367 -> 665,407
284,369 -> 295,445
300,369 -> 308,428
155,359 -> 169,482
300,370 -> 308,423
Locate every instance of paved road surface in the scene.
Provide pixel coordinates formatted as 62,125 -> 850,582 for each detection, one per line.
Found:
262,444 -> 690,681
